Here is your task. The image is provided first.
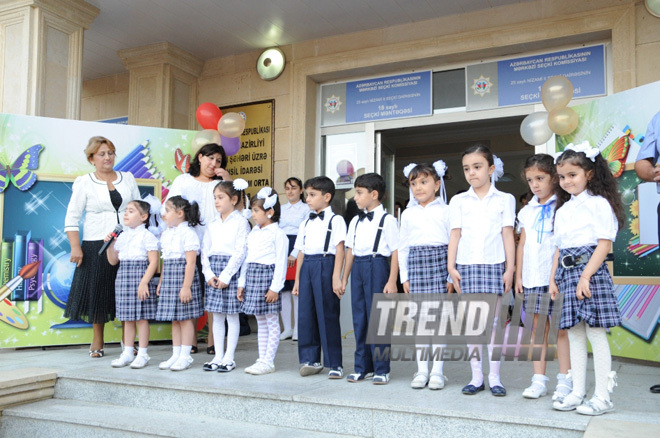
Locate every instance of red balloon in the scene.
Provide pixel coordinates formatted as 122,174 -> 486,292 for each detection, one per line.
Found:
196,103 -> 223,130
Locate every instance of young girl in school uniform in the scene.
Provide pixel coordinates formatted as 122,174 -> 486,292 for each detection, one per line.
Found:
156,195 -> 204,371
107,199 -> 160,369
515,154 -> 572,400
399,161 -> 451,390
448,144 -> 516,397
238,187 -> 289,375
201,179 -> 251,372
279,177 -> 310,341
550,142 -> 625,416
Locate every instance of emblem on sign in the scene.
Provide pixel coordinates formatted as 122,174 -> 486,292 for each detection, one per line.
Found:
325,95 -> 342,113
471,75 -> 492,96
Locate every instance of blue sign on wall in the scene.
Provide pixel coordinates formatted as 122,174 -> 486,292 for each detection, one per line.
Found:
497,45 -> 605,107
345,71 -> 432,123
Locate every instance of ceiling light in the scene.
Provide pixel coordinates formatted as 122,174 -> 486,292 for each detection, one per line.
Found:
646,0 -> 660,17
256,48 -> 285,81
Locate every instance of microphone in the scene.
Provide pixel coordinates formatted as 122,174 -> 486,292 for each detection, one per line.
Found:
98,224 -> 124,255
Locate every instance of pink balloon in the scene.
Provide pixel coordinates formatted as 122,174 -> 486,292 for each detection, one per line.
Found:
220,135 -> 241,156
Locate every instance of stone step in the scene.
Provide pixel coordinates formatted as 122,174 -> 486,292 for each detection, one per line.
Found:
51,373 -> 585,437
0,398 -> 357,438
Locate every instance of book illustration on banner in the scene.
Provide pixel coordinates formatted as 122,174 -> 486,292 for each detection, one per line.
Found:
0,144 -> 44,193
616,284 -> 660,340
0,261 -> 40,329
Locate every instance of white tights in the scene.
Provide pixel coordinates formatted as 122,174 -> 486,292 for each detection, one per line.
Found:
212,313 -> 240,364
567,321 -> 613,401
256,314 -> 280,365
280,291 -> 298,334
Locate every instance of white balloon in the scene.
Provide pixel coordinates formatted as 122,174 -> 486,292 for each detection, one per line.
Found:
520,112 -> 553,146
192,129 -> 221,152
217,112 -> 246,138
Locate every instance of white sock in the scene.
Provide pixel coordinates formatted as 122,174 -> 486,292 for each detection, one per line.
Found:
212,313 -> 226,364
256,315 -> 268,360
265,313 -> 280,365
222,314 -> 240,364
181,345 -> 192,358
122,346 -> 133,357
567,322 -> 588,397
172,346 -> 181,357
138,347 -> 148,357
468,344 -> 483,387
431,344 -> 445,375
487,342 -> 502,387
415,344 -> 429,374
532,373 -> 548,385
280,291 -> 292,332
586,325 -> 613,401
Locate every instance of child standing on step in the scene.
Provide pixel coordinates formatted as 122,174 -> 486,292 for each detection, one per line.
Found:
201,180 -> 251,373
238,187 -> 289,375
107,199 -> 160,369
448,144 -> 516,397
293,176 -> 347,379
515,154 -> 572,400
551,142 -> 624,416
156,195 -> 204,371
399,162 -> 451,390
342,173 -> 399,385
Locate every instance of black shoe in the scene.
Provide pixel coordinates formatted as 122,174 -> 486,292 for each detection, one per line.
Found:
207,345 -> 215,355
191,345 -> 198,354
462,383 -> 485,395
651,384 -> 660,393
490,385 -> 507,396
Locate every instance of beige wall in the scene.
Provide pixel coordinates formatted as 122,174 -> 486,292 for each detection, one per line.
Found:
82,0 -> 660,184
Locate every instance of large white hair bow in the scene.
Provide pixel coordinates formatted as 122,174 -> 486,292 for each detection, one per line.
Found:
233,178 -> 248,191
555,140 -> 600,163
492,155 -> 504,185
433,160 -> 448,204
142,194 -> 166,237
403,163 -> 417,178
257,186 -> 278,209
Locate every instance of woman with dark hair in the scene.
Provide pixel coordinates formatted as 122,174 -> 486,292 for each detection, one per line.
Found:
64,136 -> 141,358
167,142 -> 231,353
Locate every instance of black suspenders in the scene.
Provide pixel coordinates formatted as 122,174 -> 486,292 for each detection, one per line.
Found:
352,213 -> 388,257
303,214 -> 337,256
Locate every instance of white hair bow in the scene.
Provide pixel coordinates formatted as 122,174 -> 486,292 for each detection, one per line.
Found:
433,160 -> 448,204
492,155 -> 504,185
142,194 -> 165,237
556,140 -> 600,163
257,187 -> 278,209
233,178 -> 248,191
403,163 -> 417,178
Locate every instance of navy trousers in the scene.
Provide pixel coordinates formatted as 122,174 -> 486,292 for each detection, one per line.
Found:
351,255 -> 391,375
298,254 -> 343,368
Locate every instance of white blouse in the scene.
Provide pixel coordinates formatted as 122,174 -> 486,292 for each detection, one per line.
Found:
160,221 -> 200,259
238,223 -> 289,293
398,197 -> 450,283
114,224 -> 159,261
554,191 -> 618,249
280,200 -> 310,258
449,185 -> 516,265
293,206 -> 346,256
64,172 -> 141,241
201,210 -> 250,284
517,195 -> 556,288
346,204 -> 399,257
166,173 -> 219,240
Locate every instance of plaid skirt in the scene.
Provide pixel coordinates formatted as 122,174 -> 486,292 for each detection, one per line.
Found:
408,245 -> 448,294
204,255 -> 241,314
523,286 -> 553,316
456,262 -> 505,295
156,258 -> 203,321
241,263 -> 281,315
555,246 -> 620,329
115,260 -> 158,321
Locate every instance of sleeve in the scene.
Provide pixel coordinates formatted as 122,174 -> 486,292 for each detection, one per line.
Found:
345,217 -> 358,249
201,226 -> 215,280
516,205 -> 529,230
636,113 -> 659,162
331,215 -> 347,247
383,214 -> 399,252
238,254 -> 247,289
64,176 -> 86,232
398,213 -> 410,283
219,219 -> 249,284
269,231 -> 289,293
502,194 -> 516,228
293,221 -> 306,252
166,175 -> 184,200
449,196 -> 462,230
144,230 -> 160,252
126,172 -> 140,202
183,228 -> 200,253
289,242 -> 300,259
592,197 -> 618,241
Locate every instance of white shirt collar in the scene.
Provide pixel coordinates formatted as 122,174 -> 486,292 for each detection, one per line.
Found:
528,194 -> 556,207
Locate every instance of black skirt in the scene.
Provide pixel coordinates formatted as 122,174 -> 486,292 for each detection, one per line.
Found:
64,240 -> 119,324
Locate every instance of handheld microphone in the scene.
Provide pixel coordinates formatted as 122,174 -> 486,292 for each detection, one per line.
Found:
98,224 -> 124,255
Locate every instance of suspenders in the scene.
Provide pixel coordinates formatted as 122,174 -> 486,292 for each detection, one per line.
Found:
352,213 -> 388,257
303,214 -> 337,256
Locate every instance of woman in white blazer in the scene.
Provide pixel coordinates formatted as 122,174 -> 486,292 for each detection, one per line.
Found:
64,136 -> 140,358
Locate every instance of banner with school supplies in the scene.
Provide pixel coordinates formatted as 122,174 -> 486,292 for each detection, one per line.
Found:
556,80 -> 660,362
0,112 -> 210,347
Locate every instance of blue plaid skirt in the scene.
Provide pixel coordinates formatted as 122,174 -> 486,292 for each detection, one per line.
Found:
456,262 -> 505,295
408,245 -> 448,294
555,246 -> 620,329
204,255 -> 241,314
115,260 -> 158,321
241,263 -> 281,315
523,286 -> 553,316
156,258 -> 203,321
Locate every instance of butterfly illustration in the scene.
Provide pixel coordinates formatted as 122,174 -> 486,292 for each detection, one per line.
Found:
601,135 -> 629,178
0,144 -> 44,193
174,148 -> 190,174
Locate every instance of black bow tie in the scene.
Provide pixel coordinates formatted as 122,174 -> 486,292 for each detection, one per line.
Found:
359,211 -> 374,222
309,211 -> 325,220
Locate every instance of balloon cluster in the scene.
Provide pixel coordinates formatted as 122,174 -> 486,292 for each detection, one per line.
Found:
193,102 -> 246,156
520,76 -> 578,146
